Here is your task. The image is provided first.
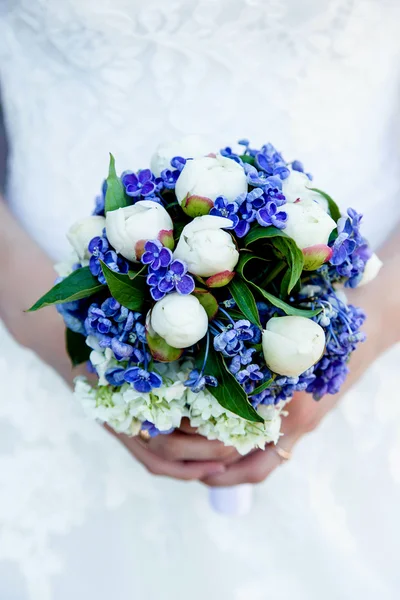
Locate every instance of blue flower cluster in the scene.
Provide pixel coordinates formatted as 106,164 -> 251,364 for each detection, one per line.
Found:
307,286 -> 366,399
142,240 -> 195,301
88,230 -> 129,285
120,157 -> 186,204
329,208 -> 371,287
85,298 -> 146,361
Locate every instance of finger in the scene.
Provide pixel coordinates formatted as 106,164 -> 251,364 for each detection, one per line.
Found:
125,437 -> 227,481
148,431 -> 240,462
202,434 -> 297,487
179,418 -> 198,435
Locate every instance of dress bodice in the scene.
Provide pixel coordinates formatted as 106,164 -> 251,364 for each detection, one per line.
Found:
0,0 -> 399,259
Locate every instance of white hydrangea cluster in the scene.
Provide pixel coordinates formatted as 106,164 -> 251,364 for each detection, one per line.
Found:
75,356 -> 287,454
74,360 -> 190,435
186,388 -> 284,455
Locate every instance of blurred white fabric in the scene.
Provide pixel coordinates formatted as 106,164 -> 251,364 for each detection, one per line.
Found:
0,1 -> 400,598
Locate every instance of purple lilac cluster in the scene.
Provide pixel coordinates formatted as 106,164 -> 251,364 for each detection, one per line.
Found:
216,141 -> 297,237
88,230 -> 129,285
141,240 -> 195,301
329,208 -> 371,288
84,298 -> 163,393
209,314 -> 269,396
306,285 -> 366,399
85,298 -> 146,361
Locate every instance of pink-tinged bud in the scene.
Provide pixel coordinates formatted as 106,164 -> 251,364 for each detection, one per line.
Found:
181,194 -> 214,218
192,288 -> 218,320
302,244 -> 333,271
158,229 -> 174,251
146,327 -> 183,362
205,270 -> 235,288
134,239 -> 146,259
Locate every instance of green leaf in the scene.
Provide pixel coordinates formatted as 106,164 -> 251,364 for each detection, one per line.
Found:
310,188 -> 342,223
239,154 -> 255,166
66,329 -> 91,367
204,347 -> 263,423
228,277 -> 261,327
280,268 -> 292,297
28,267 -> 105,311
100,262 -> 145,311
244,226 -> 304,293
237,253 -> 321,318
252,377 -> 274,396
104,153 -> 129,213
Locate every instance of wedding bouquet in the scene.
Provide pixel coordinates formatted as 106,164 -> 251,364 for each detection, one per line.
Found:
30,136 -> 382,506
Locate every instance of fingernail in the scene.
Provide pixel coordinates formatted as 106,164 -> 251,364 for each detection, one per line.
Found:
206,464 -> 226,476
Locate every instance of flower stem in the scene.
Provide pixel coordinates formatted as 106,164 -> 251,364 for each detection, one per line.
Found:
260,261 -> 286,287
218,306 -> 235,325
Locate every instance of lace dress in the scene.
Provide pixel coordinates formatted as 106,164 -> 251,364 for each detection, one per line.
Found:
0,1 -> 400,598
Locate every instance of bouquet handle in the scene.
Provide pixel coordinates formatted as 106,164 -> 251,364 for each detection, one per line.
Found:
209,484 -> 253,516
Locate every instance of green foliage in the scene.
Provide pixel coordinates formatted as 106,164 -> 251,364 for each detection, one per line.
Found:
237,253 -> 321,318
244,226 -> 304,293
66,329 -> 91,366
228,277 -> 261,327
204,346 -> 263,423
100,262 -> 145,311
28,267 -> 104,311
104,153 -> 129,213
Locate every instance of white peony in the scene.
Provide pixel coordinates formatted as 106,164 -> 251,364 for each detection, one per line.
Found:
150,134 -> 210,176
262,316 -> 326,377
281,169 -> 328,210
67,216 -> 106,260
106,200 -> 173,262
284,199 -> 336,249
150,293 -> 209,349
358,252 -> 383,287
175,154 -> 248,207
173,215 -> 239,277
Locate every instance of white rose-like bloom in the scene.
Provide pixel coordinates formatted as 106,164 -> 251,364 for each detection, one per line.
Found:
262,316 -> 326,377
175,154 -> 248,206
67,216 -> 106,260
150,134 -> 210,176
173,215 -> 239,277
150,293 -> 208,348
284,199 -> 336,249
106,200 -> 173,261
281,169 -> 328,210
358,253 -> 383,287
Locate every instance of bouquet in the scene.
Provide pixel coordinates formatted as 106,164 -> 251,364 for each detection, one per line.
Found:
30,136 -> 382,513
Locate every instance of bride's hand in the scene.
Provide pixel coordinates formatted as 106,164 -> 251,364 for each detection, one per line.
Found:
108,420 -> 241,481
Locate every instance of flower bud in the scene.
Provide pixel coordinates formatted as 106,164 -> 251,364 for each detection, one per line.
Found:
262,316 -> 326,377
173,215 -> 239,277
175,155 -> 248,215
67,216 -> 106,260
358,252 -> 383,287
284,200 -> 336,250
106,200 -> 173,262
150,293 -> 209,349
150,134 -> 209,176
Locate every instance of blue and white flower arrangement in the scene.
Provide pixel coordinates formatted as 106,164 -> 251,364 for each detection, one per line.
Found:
30,137 -> 382,455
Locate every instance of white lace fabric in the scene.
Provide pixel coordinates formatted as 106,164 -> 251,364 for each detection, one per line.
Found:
0,1 -> 400,598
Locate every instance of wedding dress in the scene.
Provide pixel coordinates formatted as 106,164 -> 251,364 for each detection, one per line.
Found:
0,1 -> 400,598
